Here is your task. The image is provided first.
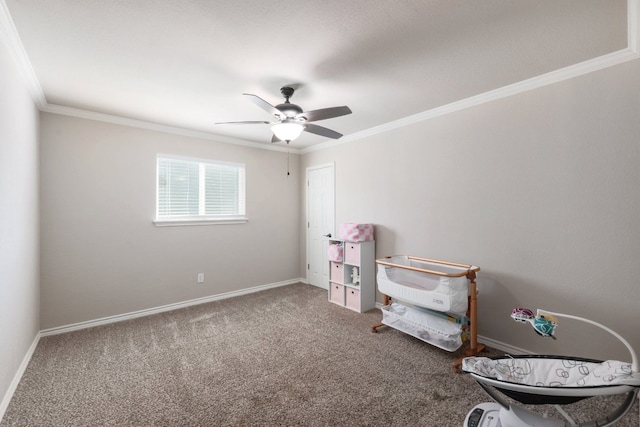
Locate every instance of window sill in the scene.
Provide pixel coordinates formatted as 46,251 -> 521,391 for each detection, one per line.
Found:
153,217 -> 248,227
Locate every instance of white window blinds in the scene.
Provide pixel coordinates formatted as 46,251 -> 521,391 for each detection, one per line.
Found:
156,155 -> 246,225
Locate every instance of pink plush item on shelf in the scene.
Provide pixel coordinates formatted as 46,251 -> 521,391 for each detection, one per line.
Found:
327,243 -> 344,262
339,223 -> 374,242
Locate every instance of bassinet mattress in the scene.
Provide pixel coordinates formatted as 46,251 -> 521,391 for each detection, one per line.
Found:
377,256 -> 470,314
462,356 -> 640,388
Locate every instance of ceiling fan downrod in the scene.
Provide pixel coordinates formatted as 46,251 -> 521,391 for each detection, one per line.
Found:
280,86 -> 295,103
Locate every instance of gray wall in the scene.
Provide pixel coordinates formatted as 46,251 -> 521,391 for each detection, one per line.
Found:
301,58 -> 640,362
0,40 -> 40,410
39,114 -> 301,329
4,23 -> 639,406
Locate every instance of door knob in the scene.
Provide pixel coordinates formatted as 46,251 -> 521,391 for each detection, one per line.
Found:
323,233 -> 332,237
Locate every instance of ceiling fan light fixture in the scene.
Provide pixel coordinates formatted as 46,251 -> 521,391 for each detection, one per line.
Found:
216,87 -> 352,144
271,122 -> 304,142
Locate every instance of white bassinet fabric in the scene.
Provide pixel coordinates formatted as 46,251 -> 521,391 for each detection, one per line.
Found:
377,256 -> 469,315
462,357 -> 640,388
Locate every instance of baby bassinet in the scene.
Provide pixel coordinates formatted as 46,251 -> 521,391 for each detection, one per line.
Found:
373,256 -> 483,362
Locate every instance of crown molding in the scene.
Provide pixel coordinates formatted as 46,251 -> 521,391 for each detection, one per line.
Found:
40,103 -> 300,153
0,0 -> 299,154
0,0 -> 46,109
2,0 -> 638,156
302,0 -> 640,154
301,47 -> 640,154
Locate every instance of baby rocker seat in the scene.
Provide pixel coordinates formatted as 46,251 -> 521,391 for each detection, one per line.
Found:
462,309 -> 640,427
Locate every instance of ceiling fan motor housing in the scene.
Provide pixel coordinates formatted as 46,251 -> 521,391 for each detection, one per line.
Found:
275,103 -> 303,118
276,87 -> 303,118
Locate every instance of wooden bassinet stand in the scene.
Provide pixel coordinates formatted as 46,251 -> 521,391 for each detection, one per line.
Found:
371,256 -> 484,370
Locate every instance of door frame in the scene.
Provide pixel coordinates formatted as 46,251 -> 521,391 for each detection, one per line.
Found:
305,162 -> 335,288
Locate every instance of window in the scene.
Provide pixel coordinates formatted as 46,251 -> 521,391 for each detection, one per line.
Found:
155,155 -> 247,226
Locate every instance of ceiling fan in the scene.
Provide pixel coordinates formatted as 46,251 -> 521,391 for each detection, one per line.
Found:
215,86 -> 352,143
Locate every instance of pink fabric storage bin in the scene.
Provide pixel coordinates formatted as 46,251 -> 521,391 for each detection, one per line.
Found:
330,262 -> 348,283
330,283 -> 345,305
345,287 -> 361,311
339,223 -> 374,242
344,242 -> 360,265
327,243 -> 344,262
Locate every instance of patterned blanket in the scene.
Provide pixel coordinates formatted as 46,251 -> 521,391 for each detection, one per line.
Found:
462,357 -> 640,387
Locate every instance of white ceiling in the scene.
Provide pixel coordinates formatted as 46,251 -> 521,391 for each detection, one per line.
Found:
3,0 -> 631,149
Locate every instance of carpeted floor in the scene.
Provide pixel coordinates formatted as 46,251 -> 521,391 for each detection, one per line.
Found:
2,283 -> 638,426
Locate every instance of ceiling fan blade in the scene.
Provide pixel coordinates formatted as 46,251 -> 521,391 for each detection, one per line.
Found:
243,93 -> 282,118
297,106 -> 352,122
214,120 -> 270,125
303,123 -> 343,139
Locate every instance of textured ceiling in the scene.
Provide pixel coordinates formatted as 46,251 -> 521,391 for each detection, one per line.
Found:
4,0 -> 629,148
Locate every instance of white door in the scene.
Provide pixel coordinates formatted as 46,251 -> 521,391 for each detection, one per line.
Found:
306,163 -> 335,289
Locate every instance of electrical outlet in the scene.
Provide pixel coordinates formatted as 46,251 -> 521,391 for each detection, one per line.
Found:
197,273 -> 205,283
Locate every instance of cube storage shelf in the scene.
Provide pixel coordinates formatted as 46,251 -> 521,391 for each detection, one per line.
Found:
327,239 -> 375,313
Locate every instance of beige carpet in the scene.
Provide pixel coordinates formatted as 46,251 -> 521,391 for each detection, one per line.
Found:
2,283 -> 638,426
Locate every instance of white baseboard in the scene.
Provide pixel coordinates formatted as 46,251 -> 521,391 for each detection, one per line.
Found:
0,279 -> 306,422
0,332 -> 40,423
3,281 -> 528,425
476,335 -> 532,355
40,278 -> 305,337
2,279 -> 306,422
